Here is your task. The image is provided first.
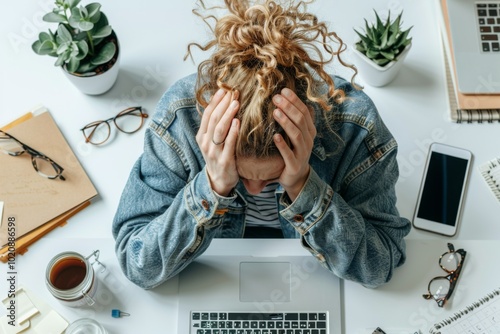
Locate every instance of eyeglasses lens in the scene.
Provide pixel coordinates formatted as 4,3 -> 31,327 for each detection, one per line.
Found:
83,122 -> 111,145
34,156 -> 59,178
115,109 -> 144,133
440,252 -> 461,272
429,277 -> 450,301
0,137 -> 24,155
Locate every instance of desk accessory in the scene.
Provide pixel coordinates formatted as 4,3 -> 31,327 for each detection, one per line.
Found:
31,0 -> 119,95
479,157 -> 500,202
0,106 -> 97,258
0,287 -> 68,334
438,0 -> 500,123
429,288 -> 500,334
352,10 -> 412,87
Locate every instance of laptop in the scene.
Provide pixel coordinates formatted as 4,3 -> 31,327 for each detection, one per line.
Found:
446,0 -> 500,94
176,240 -> 343,333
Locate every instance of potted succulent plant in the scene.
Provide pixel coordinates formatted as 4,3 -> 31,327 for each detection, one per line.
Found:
32,0 -> 119,95
352,10 -> 412,87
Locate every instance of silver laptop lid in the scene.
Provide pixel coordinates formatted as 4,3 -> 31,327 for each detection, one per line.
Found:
446,0 -> 500,94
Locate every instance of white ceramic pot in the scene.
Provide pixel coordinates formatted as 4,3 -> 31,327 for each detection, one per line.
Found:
62,35 -> 120,95
351,43 -> 411,87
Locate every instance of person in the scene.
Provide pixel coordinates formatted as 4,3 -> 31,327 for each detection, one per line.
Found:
113,0 -> 411,290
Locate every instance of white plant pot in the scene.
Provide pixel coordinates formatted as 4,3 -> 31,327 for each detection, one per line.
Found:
62,37 -> 120,95
351,43 -> 411,87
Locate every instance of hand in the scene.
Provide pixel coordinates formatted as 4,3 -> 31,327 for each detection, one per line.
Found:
196,89 -> 240,196
272,88 -> 316,201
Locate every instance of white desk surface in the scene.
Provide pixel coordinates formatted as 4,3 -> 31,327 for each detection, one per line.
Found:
1,0 -> 500,333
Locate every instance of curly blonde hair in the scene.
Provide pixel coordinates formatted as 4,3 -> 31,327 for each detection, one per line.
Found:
186,0 -> 357,158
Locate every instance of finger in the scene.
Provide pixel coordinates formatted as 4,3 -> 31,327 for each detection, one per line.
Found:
220,118 -> 239,161
273,88 -> 315,135
273,107 -> 310,155
212,98 -> 239,145
273,132 -> 294,165
205,91 -> 233,141
198,88 -> 226,136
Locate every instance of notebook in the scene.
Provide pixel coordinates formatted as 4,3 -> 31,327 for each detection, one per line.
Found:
445,0 -> 500,94
438,0 -> 500,123
479,156 -> 500,202
429,288 -> 500,333
176,241 -> 343,333
0,107 -> 97,248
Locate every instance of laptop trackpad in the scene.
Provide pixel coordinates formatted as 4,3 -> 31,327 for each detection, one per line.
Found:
239,262 -> 291,302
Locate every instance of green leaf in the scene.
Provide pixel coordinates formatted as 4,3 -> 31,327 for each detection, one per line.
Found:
57,25 -> 73,43
56,42 -> 69,55
32,40 -> 55,55
86,3 -> 101,19
78,20 -> 94,31
39,32 -> 52,43
373,58 -> 390,66
77,61 -> 97,73
67,0 -> 81,9
55,53 -> 66,66
380,51 -> 395,60
67,56 -> 80,73
92,25 -> 112,39
90,41 -> 116,65
43,12 -> 66,23
76,40 -> 89,60
374,10 -> 384,31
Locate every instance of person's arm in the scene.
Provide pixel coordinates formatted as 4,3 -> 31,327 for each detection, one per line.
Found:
280,144 -> 410,288
113,84 -> 241,289
112,127 -> 234,289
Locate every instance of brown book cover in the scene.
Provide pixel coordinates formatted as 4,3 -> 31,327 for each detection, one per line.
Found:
439,0 -> 500,122
0,107 -> 97,247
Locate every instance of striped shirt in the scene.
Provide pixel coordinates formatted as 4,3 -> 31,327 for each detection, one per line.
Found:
245,182 -> 280,229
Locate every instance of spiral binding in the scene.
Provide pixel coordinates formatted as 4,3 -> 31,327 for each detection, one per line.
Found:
456,109 -> 500,123
429,288 -> 500,333
479,157 -> 500,202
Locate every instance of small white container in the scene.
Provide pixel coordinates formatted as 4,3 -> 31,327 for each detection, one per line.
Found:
351,43 -> 412,87
66,318 -> 108,334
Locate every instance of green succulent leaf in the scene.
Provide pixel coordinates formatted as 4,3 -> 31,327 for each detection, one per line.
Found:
76,40 -> 89,60
92,25 -> 112,39
57,25 -> 73,43
67,0 -> 81,9
43,11 -> 67,23
66,56 -> 80,73
353,9 -> 412,66
86,3 -> 101,20
90,41 -> 116,65
32,39 -> 55,55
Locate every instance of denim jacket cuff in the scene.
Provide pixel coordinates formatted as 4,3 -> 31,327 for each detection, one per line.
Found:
279,168 -> 334,234
185,168 -> 236,225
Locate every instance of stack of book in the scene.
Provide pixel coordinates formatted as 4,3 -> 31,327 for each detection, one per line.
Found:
438,0 -> 500,123
0,106 -> 97,261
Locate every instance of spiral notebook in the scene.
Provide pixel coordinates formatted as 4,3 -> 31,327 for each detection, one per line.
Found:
429,288 -> 500,334
479,157 -> 500,202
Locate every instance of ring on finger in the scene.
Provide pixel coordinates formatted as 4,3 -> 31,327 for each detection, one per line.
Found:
212,138 -> 225,146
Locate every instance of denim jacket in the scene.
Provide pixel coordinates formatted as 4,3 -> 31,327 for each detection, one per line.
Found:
113,73 -> 411,289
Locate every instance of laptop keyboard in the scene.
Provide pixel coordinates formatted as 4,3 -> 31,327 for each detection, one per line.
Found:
190,312 -> 328,334
477,2 -> 500,52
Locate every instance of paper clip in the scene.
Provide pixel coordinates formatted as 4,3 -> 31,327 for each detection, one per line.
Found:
111,309 -> 130,318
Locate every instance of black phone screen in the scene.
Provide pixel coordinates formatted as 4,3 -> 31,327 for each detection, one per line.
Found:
416,152 -> 469,226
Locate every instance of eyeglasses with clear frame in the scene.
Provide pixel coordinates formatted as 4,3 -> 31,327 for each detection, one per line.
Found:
0,130 -> 65,180
81,106 -> 148,145
423,243 -> 466,307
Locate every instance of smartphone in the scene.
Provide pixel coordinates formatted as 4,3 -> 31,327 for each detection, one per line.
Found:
412,142 -> 472,236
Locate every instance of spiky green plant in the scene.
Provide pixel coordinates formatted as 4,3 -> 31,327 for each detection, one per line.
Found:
354,11 -> 412,67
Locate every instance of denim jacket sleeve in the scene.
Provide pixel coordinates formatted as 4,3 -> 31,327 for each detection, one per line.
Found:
279,79 -> 411,288
112,75 -> 235,289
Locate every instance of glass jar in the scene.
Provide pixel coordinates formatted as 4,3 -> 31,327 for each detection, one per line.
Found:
65,318 -> 108,334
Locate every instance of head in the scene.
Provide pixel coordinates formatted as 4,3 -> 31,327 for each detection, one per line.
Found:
187,0 -> 356,193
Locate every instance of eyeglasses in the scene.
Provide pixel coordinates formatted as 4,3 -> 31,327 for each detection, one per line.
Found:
423,243 -> 466,307
0,130 -> 65,180
81,106 -> 148,145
